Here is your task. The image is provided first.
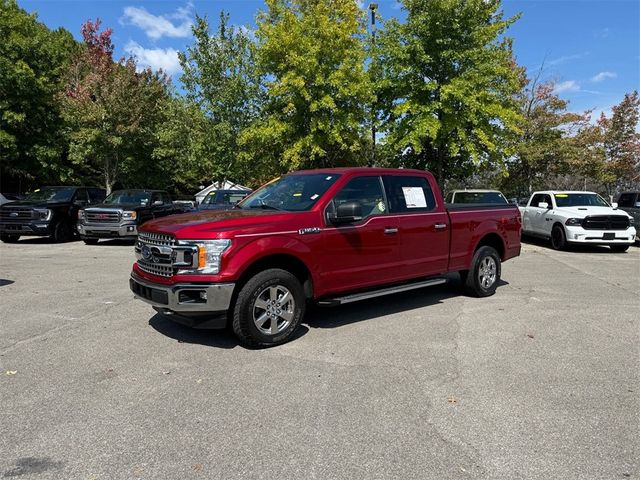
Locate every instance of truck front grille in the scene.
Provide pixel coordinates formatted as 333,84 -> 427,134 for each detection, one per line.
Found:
582,215 -> 630,230
0,208 -> 32,221
135,232 -> 176,277
86,210 -> 121,223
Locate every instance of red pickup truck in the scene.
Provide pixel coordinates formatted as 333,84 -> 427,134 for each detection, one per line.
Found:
130,168 -> 521,346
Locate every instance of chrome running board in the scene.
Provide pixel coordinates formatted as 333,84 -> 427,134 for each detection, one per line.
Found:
317,278 -> 447,306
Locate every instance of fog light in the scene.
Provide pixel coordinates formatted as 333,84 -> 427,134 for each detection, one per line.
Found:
127,226 -> 134,232
199,291 -> 207,300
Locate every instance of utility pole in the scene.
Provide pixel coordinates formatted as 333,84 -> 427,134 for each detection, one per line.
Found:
369,3 -> 378,167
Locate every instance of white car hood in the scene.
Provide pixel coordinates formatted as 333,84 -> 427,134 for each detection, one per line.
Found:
555,206 -> 629,218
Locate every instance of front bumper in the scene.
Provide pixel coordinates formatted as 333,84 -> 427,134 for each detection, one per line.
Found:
78,222 -> 138,239
129,273 -> 235,329
0,221 -> 52,236
565,226 -> 636,245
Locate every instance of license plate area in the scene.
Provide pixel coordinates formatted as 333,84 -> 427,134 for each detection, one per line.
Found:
603,232 -> 615,240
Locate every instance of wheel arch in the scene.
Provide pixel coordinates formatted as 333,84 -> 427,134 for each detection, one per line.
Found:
473,232 -> 505,260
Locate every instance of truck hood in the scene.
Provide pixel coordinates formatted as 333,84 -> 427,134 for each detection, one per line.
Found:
555,206 -> 630,218
0,199 -> 70,209
141,208 -> 308,238
84,203 -> 143,210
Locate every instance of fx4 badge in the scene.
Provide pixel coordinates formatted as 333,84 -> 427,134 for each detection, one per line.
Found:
298,227 -> 321,235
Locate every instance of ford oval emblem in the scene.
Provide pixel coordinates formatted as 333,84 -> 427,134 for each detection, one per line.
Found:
141,245 -> 153,261
10,212 -> 18,217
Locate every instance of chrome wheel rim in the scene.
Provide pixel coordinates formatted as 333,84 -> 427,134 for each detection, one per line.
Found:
253,285 -> 295,335
478,256 -> 497,289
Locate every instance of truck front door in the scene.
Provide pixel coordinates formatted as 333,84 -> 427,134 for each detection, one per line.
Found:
320,175 -> 403,294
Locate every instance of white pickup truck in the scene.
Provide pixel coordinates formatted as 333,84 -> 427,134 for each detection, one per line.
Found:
519,191 -> 636,252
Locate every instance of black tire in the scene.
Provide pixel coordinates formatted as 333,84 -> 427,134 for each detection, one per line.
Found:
465,246 -> 501,297
232,268 -> 305,347
550,225 -> 566,250
83,238 -> 99,245
610,245 -> 629,253
52,221 -> 72,243
0,234 -> 20,243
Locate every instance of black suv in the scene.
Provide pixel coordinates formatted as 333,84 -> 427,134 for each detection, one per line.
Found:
77,189 -> 183,244
0,186 -> 106,243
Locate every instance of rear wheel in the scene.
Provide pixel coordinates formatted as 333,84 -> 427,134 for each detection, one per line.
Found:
465,246 -> 501,297
0,234 -> 20,243
610,245 -> 629,253
550,225 -> 567,250
232,268 -> 305,347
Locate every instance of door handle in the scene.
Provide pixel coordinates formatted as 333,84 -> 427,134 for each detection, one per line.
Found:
384,227 -> 398,234
434,223 -> 447,230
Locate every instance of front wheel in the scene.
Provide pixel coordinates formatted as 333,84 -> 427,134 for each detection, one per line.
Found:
550,225 -> 567,250
0,234 -> 20,243
465,246 -> 501,297
610,245 -> 629,253
52,221 -> 72,243
232,268 -> 305,347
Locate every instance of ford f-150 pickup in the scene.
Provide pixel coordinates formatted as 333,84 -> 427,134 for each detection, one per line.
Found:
129,168 -> 522,347
519,191 -> 636,251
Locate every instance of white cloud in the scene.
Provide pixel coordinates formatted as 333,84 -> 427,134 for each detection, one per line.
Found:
121,3 -> 193,40
125,41 -> 182,75
548,52 -> 589,66
591,71 -> 617,82
553,80 -> 580,94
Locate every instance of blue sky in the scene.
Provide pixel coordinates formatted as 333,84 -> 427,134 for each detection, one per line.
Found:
19,0 -> 640,120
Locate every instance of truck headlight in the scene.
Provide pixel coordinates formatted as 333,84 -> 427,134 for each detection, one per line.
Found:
177,239 -> 231,274
78,209 -> 85,220
565,218 -> 583,227
122,211 -> 137,220
34,208 -> 52,221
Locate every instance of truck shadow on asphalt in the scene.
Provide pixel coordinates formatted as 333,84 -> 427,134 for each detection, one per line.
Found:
148,274 -> 508,349
521,235 -> 635,254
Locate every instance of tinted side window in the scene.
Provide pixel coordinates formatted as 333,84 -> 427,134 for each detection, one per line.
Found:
383,175 -> 436,213
618,193 -> 637,208
74,188 -> 89,203
160,192 -> 172,203
329,176 -> 386,221
530,194 -> 549,208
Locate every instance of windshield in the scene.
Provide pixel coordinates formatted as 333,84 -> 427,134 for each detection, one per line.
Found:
26,187 -> 75,202
240,173 -> 341,212
453,191 -> 508,204
554,193 -> 610,208
103,190 -> 151,206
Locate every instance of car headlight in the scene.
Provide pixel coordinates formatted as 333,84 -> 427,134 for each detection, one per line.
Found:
565,218 -> 583,227
78,209 -> 85,220
177,239 -> 231,274
34,208 -> 52,221
629,217 -> 635,225
122,210 -> 137,220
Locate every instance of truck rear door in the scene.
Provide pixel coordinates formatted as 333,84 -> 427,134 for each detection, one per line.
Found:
382,174 -> 450,278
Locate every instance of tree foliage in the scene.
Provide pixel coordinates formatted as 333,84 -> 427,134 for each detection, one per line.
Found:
376,0 -> 523,183
60,20 -> 169,193
178,12 -> 262,185
239,0 -> 372,179
0,0 -> 77,189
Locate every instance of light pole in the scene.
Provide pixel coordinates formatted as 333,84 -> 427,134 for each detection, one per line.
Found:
369,3 -> 378,167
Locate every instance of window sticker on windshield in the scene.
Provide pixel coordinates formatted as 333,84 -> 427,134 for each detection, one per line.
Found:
310,194 -> 319,200
556,194 -> 568,197
293,193 -> 302,197
325,176 -> 332,180
402,187 -> 427,208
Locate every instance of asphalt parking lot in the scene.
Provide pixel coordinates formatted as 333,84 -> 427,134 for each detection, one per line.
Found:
1,239 -> 638,480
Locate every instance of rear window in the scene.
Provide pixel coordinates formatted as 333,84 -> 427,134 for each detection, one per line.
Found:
617,193 -> 638,208
452,191 -> 508,204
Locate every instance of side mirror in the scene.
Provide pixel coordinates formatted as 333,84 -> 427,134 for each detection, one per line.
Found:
611,202 -> 618,209
538,202 -> 549,209
329,201 -> 363,225
74,200 -> 87,207
153,200 -> 163,206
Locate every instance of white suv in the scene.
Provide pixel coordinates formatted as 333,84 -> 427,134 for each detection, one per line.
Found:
520,191 -> 636,252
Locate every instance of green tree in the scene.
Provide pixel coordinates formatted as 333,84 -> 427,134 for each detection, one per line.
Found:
0,0 -> 77,190
240,0 -> 372,178
376,0 -> 523,183
178,12 -> 262,185
60,20 -> 168,194
502,73 -> 586,197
